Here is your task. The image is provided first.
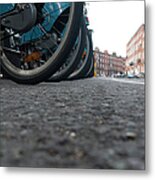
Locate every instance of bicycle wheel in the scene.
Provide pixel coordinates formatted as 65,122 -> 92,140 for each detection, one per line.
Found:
85,56 -> 94,78
0,2 -> 83,84
85,30 -> 94,78
47,16 -> 86,82
68,28 -> 92,80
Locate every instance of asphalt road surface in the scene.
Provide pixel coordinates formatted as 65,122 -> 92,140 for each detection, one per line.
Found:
0,78 -> 145,169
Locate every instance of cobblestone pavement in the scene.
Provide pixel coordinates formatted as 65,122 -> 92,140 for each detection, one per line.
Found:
0,78 -> 145,169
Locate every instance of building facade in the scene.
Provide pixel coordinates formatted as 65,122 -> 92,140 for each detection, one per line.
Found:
94,48 -> 126,77
126,24 -> 145,75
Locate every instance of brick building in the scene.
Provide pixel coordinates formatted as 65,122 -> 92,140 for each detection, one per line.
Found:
126,24 -> 145,75
94,48 -> 126,77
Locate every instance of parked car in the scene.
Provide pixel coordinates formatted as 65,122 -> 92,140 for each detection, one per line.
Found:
120,73 -> 126,78
113,73 -> 126,78
127,74 -> 135,78
135,73 -> 145,78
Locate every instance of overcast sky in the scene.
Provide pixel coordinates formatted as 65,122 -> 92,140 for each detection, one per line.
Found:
87,0 -> 145,57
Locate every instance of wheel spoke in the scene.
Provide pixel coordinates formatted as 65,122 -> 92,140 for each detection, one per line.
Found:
58,19 -> 67,26
33,25 -> 54,57
61,14 -> 70,17
52,26 -> 62,36
38,23 -> 59,48
2,47 -> 21,54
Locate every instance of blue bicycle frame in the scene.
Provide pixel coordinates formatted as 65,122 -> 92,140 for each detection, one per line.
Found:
0,3 -> 70,44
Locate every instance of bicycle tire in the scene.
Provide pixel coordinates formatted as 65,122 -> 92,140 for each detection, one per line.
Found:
1,2 -> 83,84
